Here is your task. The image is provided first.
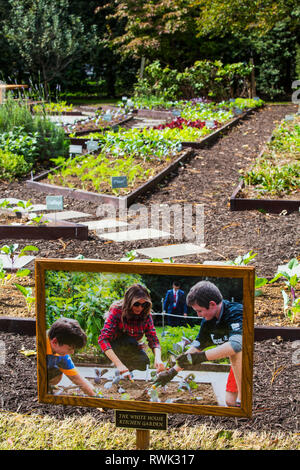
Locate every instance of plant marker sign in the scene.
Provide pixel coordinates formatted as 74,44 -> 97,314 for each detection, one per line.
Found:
111,176 -> 128,189
46,196 -> 64,212
69,144 -> 83,156
86,139 -> 99,153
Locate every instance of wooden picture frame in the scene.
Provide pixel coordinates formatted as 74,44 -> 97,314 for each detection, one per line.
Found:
35,258 -> 255,418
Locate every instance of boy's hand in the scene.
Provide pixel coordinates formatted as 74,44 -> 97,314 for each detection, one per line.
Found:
153,367 -> 178,387
120,369 -> 132,380
176,351 -> 207,368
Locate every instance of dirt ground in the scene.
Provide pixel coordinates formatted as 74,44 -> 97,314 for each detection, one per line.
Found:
51,374 -> 218,407
0,332 -> 298,433
0,103 -> 299,435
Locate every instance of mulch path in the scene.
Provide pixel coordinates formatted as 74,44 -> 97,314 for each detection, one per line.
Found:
0,103 -> 299,435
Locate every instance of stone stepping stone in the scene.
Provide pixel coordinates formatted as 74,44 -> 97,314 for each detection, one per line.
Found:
0,254 -> 35,270
202,261 -> 229,266
46,210 -> 92,221
82,218 -> 128,230
98,228 -> 170,242
12,204 -> 48,213
136,243 -> 210,259
47,115 -> 83,125
0,199 -> 49,213
0,198 -> 27,205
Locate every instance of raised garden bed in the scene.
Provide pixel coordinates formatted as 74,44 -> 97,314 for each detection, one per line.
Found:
180,108 -> 254,149
68,107 -> 256,150
27,108 -> 260,210
230,179 -> 300,213
26,148 -> 195,209
230,113 -> 300,213
64,114 -> 134,137
0,219 -> 88,240
53,372 -> 219,406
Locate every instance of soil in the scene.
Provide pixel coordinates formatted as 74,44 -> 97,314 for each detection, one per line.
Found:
51,373 -> 218,406
0,332 -> 298,433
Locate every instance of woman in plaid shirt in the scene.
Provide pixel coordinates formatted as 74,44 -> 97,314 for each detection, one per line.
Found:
98,284 -> 165,379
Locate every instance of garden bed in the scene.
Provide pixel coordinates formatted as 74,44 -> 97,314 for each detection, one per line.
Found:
64,114 -> 134,136
26,148 -> 195,209
230,113 -> 300,213
0,219 -> 88,240
51,372 -> 219,406
0,208 -> 88,240
230,179 -> 300,213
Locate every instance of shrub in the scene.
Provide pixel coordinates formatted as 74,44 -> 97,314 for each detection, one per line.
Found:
134,60 -> 253,102
0,148 -> 33,180
0,95 -> 68,164
0,127 -> 40,164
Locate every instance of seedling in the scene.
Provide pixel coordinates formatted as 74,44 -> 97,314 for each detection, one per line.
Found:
270,258 -> 300,322
0,243 -> 38,272
226,251 -> 268,297
14,284 -> 35,315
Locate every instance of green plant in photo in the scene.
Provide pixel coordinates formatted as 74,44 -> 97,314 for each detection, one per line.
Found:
45,270 -> 144,346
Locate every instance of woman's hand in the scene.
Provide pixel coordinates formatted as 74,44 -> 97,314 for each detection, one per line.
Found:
155,360 -> 165,373
153,348 -> 165,373
118,366 -> 132,380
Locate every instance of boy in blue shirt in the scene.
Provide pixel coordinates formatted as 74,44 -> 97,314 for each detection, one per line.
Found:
47,317 -> 96,397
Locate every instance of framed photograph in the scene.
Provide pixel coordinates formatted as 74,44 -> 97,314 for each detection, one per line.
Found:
35,259 -> 255,418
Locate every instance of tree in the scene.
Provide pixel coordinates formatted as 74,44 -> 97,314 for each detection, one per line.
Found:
4,0 -> 98,96
193,0 -> 300,37
99,0 -> 203,68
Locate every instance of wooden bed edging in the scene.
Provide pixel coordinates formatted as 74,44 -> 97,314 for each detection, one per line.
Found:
0,219 -> 88,240
230,180 -> 300,214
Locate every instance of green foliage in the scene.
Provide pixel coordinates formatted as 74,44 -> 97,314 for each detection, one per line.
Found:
33,101 -> 74,114
0,127 -> 40,165
0,96 -> 35,134
245,160 -> 300,196
0,96 -> 69,165
133,60 -> 253,101
45,270 -> 143,346
226,251 -> 268,297
155,325 -> 200,364
4,0 -> 98,94
270,258 -> 300,323
0,148 -> 33,180
244,115 -> 300,196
